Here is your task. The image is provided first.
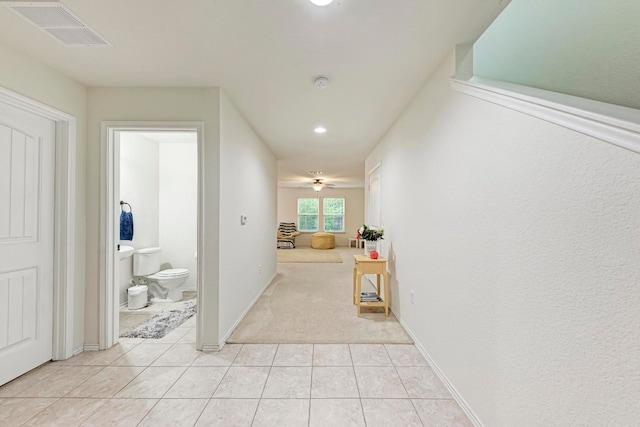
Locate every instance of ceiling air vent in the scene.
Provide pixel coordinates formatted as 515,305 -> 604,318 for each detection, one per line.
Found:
1,1 -> 111,47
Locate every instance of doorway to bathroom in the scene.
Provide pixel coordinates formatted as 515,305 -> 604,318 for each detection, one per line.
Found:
100,122 -> 204,351
117,131 -> 198,337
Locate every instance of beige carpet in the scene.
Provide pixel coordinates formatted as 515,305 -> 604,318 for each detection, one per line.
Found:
277,247 -> 342,263
228,248 -> 413,344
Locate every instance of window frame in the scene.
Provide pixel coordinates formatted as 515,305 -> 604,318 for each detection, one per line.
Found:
297,197 -> 319,232
322,197 -> 345,233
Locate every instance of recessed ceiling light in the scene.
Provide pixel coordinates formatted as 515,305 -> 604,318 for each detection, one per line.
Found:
310,0 -> 334,6
314,127 -> 327,134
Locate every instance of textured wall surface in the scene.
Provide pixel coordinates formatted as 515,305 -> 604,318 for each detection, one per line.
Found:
367,50 -> 640,425
219,90 -> 277,343
474,0 -> 640,109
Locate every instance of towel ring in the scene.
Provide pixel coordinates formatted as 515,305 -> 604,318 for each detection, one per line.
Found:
120,201 -> 132,212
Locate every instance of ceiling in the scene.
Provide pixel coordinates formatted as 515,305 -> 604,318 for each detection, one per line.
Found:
0,0 -> 508,188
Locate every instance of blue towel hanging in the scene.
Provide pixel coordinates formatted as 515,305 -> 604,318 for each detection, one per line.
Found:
120,210 -> 134,240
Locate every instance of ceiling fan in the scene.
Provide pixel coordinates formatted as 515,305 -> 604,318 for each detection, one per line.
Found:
308,179 -> 335,192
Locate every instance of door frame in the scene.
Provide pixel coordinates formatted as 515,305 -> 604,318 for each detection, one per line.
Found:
100,121 -> 204,350
0,87 -> 76,360
367,162 -> 381,228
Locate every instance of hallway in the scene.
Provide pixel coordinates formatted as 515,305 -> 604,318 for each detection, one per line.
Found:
228,247 -> 411,344
0,340 -> 470,426
0,248 -> 472,425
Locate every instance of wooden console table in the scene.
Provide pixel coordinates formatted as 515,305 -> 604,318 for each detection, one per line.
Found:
352,254 -> 389,317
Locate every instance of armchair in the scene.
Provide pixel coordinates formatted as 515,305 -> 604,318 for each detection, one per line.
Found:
277,222 -> 301,249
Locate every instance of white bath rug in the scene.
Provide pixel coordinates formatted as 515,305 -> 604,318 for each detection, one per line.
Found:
120,301 -> 196,339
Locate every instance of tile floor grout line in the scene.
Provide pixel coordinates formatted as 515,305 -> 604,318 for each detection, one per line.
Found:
208,344 -> 244,401
189,397 -> 210,427
249,343 -> 275,426
386,343 -> 426,427
135,397 -> 161,427
74,397 -> 111,427
208,364 -> 232,399
308,344 -> 316,424
12,396 -> 61,426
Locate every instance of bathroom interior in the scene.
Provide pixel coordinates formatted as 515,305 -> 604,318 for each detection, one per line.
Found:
117,131 -> 198,334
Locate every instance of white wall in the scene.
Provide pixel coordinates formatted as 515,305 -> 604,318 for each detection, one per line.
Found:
118,258 -> 133,306
219,90 -> 277,343
87,87 -> 221,348
277,187 -> 365,247
366,50 -> 640,425
117,134 -> 198,302
0,40 -> 87,351
159,141 -> 198,290
473,0 -> 640,109
120,133 -> 160,249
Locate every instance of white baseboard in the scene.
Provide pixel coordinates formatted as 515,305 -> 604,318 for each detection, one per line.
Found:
218,272 -> 277,348
73,346 -> 84,356
398,317 -> 484,427
83,344 -> 100,352
201,344 -> 222,351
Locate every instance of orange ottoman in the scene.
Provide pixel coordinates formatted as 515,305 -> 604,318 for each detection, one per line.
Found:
311,232 -> 335,249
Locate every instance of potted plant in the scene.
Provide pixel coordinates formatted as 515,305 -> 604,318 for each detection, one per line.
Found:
358,224 -> 384,256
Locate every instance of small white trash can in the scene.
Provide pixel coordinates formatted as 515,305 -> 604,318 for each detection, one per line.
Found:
128,285 -> 148,310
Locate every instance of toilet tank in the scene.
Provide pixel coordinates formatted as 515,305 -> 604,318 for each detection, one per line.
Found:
133,247 -> 162,276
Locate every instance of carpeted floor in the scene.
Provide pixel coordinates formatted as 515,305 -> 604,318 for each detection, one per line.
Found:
228,247 -> 413,344
277,247 -> 343,263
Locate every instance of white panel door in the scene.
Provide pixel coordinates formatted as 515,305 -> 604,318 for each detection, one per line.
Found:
0,102 -> 55,386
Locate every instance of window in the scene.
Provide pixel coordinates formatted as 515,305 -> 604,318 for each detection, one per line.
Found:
297,198 -> 319,232
323,198 -> 345,232
297,197 -> 346,233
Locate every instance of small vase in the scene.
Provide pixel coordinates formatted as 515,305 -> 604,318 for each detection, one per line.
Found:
364,240 -> 378,256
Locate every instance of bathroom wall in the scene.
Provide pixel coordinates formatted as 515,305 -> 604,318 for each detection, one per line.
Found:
119,133 -> 160,248
118,133 -> 198,303
159,139 -> 198,290
119,133 -> 160,304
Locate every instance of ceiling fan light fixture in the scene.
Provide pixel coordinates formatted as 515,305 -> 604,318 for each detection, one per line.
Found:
312,180 -> 324,192
309,0 -> 334,6
314,126 -> 326,134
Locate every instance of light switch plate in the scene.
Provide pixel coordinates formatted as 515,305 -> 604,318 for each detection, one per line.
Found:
240,214 -> 247,225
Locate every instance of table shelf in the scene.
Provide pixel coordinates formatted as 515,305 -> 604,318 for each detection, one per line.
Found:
352,254 -> 389,317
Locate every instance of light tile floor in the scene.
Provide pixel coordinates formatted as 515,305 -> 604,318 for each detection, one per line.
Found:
0,338 -> 473,426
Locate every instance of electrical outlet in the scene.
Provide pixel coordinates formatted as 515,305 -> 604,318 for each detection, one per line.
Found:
258,264 -> 262,275
410,290 -> 415,304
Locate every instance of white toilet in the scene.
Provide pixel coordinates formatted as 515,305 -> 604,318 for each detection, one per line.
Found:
133,247 -> 190,302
